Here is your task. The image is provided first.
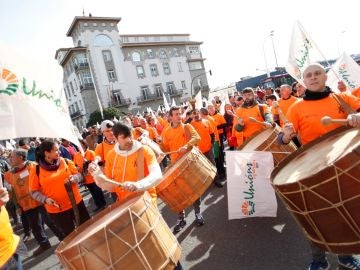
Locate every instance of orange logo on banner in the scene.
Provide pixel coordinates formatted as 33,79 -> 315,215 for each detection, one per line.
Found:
0,68 -> 18,95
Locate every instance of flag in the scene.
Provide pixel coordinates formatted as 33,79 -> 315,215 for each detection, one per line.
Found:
0,42 -> 81,149
5,141 -> 14,150
162,92 -> 170,111
285,21 -> 321,84
226,151 -> 277,219
326,52 -> 360,92
171,98 -> 176,107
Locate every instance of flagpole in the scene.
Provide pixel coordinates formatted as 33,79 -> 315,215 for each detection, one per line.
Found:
297,21 -> 341,81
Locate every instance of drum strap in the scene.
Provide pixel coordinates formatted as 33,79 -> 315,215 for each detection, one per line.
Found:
136,147 -> 144,180
332,93 -> 356,115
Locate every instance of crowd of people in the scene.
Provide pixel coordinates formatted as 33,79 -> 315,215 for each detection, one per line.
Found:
1,63 -> 360,270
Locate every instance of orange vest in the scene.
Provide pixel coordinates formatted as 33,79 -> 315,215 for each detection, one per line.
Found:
235,105 -> 269,140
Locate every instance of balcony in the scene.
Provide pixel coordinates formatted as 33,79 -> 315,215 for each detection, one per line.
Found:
136,93 -> 163,104
70,110 -> 82,120
168,89 -> 183,97
80,83 -> 94,91
74,62 -> 89,71
109,98 -> 131,108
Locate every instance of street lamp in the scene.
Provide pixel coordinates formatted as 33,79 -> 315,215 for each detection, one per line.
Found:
270,30 -> 279,68
262,36 -> 270,78
190,69 -> 212,98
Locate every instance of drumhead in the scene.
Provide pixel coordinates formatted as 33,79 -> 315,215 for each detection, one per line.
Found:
63,194 -> 142,249
162,148 -> 195,177
273,128 -> 360,185
240,128 -> 275,150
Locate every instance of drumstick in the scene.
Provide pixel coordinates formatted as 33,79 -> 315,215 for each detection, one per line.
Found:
248,117 -> 275,127
321,116 -> 348,126
272,101 -> 289,124
163,150 -> 181,155
103,178 -> 124,188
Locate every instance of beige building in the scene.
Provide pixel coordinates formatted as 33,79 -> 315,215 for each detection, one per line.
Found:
55,16 -> 210,128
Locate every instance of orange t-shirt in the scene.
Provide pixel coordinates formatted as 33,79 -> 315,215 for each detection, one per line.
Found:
4,163 -> 41,211
211,113 -> 227,134
146,126 -> 158,140
29,158 -> 82,213
161,124 -> 197,161
131,127 -> 147,140
95,141 -> 115,163
191,119 -> 213,153
235,105 -> 269,140
352,87 -> 360,98
206,115 -> 219,142
286,93 -> 360,145
73,150 -> 95,184
232,127 -> 244,147
104,145 -> 157,203
278,96 -> 299,126
0,206 -> 20,268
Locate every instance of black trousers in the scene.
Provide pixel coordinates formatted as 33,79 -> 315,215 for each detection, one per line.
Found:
48,201 -> 90,237
25,205 -> 65,243
85,183 -> 106,208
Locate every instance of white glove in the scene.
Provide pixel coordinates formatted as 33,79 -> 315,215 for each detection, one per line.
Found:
282,123 -> 296,143
347,113 -> 360,128
264,122 -> 273,129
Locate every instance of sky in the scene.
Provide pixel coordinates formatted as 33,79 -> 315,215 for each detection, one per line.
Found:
1,0 -> 360,90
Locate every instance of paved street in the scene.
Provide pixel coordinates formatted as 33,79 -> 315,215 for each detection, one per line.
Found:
16,184 -> 357,270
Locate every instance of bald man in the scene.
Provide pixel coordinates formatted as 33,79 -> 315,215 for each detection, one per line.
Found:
279,63 -> 360,270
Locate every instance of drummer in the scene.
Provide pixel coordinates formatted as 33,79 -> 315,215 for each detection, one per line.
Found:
157,106 -> 204,233
89,122 -> 162,204
279,63 -> 360,270
235,87 -> 273,143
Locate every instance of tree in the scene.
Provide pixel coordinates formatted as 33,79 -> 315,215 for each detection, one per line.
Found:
86,107 -> 122,127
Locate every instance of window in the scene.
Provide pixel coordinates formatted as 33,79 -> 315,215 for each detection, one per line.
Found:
159,50 -> 167,59
66,86 -> 71,98
150,64 -> 158,77
73,79 -> 78,89
103,51 -> 112,62
163,62 -> 171,75
75,102 -> 79,111
136,65 -> 145,78
166,82 -> 175,95
132,51 -> 141,62
69,82 -> 75,95
188,61 -> 203,71
189,46 -> 200,54
174,48 -> 180,57
79,100 -> 82,110
141,86 -> 150,100
154,84 -> 162,97
146,49 -> 154,58
64,88 -> 68,99
177,62 -> 183,72
82,71 -> 93,84
93,34 -> 114,46
181,80 -> 186,89
108,70 -> 116,80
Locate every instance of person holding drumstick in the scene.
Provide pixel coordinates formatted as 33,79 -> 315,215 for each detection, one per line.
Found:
157,106 -> 202,233
279,63 -> 360,270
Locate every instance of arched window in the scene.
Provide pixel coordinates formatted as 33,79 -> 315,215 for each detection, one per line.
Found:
93,34 -> 114,46
159,50 -> 167,59
132,51 -> 141,62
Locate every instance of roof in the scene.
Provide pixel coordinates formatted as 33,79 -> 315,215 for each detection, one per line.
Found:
121,41 -> 203,48
120,34 -> 190,37
66,16 -> 121,37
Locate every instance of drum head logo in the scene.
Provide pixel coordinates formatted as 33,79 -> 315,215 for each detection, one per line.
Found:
241,200 -> 255,216
0,68 -> 18,95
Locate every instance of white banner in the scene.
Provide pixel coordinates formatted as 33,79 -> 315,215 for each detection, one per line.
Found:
0,43 -> 80,148
285,21 -> 321,85
326,52 -> 360,93
226,151 -> 277,219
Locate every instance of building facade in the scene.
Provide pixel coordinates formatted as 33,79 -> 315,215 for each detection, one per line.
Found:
55,16 -> 210,128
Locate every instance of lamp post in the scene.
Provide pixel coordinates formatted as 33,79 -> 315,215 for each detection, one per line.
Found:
262,36 -> 270,78
270,30 -> 279,68
190,69 -> 212,98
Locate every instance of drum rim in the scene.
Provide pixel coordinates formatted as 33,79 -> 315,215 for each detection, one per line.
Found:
237,126 -> 278,151
270,126 -> 355,186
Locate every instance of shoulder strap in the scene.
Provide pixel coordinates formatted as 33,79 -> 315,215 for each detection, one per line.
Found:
136,147 -> 144,180
332,93 -> 355,115
36,164 -> 40,178
258,104 -> 266,121
183,123 -> 191,142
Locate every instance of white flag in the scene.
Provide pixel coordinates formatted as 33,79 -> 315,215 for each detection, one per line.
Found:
171,98 -> 176,107
326,52 -> 360,93
162,92 -> 170,111
5,141 -> 14,150
226,151 -> 277,219
286,21 -> 321,84
194,89 -> 202,109
0,43 -> 80,149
